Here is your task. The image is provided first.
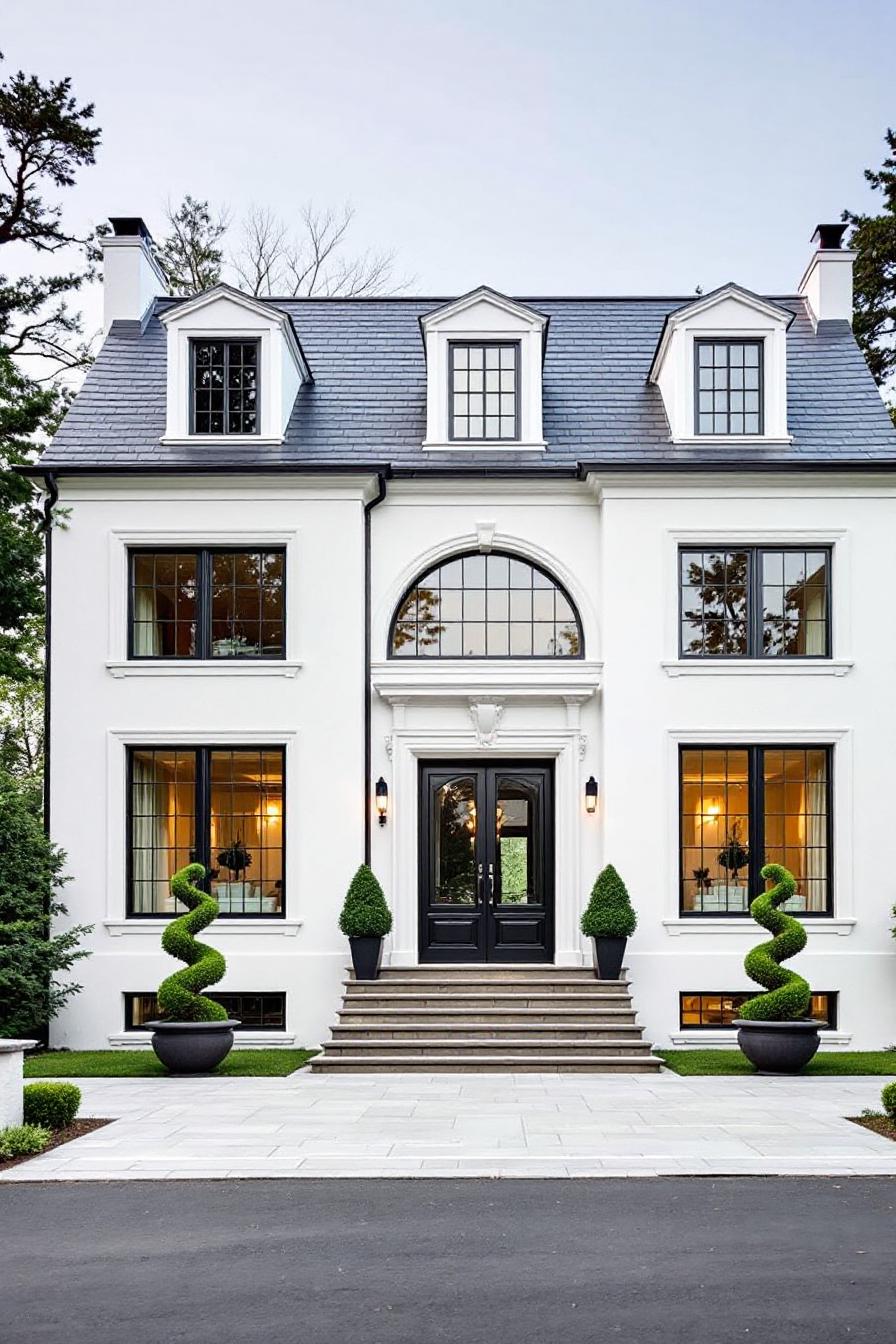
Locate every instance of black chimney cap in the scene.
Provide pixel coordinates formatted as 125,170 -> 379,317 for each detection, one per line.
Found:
108,216 -> 154,242
811,223 -> 848,250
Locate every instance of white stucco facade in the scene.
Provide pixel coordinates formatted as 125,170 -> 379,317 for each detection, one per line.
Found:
47,467 -> 896,1052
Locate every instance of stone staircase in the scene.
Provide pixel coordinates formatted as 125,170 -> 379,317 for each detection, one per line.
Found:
311,966 -> 663,1072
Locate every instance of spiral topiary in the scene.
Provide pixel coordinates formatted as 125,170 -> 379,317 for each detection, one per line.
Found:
157,863 -> 228,1022
739,863 -> 812,1021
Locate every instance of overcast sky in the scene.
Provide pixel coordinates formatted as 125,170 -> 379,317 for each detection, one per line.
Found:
4,0 -> 895,332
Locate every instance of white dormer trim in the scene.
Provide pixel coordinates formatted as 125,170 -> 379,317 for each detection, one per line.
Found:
158,284 -> 311,445
648,284 -> 793,445
420,286 -> 548,452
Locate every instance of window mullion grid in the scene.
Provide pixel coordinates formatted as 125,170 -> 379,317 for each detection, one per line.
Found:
748,746 -> 764,905
195,749 -> 212,891
196,550 -> 210,659
749,549 -> 761,658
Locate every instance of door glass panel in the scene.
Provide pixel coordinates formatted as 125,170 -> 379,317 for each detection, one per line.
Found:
433,777 -> 478,905
495,777 -> 540,905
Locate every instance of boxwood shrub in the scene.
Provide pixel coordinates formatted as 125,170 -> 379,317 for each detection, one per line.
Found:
339,865 -> 392,938
882,1081 -> 896,1121
0,1123 -> 51,1160
23,1081 -> 81,1130
580,864 -> 637,939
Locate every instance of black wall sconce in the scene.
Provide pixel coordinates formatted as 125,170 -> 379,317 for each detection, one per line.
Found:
585,776 -> 599,814
375,776 -> 389,826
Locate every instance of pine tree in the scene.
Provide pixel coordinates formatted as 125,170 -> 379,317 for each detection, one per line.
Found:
844,129 -> 896,426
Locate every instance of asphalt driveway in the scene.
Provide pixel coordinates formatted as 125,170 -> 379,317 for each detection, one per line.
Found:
3,1178 -> 894,1343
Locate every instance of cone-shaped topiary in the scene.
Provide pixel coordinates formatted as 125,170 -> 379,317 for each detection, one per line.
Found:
157,863 -> 228,1022
739,863 -> 812,1021
338,865 -> 393,938
580,864 -> 638,939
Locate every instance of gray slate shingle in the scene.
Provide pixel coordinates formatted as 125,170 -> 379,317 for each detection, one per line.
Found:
37,295 -> 896,469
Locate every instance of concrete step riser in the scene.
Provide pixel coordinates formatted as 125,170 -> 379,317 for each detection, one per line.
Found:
324,1044 -> 655,1059
370,970 -> 620,982
341,997 -> 632,1011
347,981 -> 626,994
338,1015 -> 639,1028
311,1060 -> 662,1074
332,1026 -> 645,1040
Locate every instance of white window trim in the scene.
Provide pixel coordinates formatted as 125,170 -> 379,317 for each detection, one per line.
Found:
163,325 -> 275,442
108,1031 -> 299,1047
663,726 -> 854,927
106,527 -> 301,667
662,527 -> 851,671
105,728 -> 298,923
668,1029 -> 853,1046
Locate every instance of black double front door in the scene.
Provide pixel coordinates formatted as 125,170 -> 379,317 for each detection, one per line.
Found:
418,762 -> 554,963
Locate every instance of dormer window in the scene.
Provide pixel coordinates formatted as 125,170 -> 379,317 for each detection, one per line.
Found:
695,340 -> 763,436
191,340 -> 259,435
450,342 -> 519,441
159,285 -> 311,446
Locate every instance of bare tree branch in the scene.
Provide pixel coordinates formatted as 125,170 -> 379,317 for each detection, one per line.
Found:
231,205 -> 288,296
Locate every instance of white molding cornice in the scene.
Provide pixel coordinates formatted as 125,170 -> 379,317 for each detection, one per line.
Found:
661,660 -> 853,678
371,660 -> 603,703
103,919 -> 303,937
106,660 -> 302,679
662,918 -> 857,937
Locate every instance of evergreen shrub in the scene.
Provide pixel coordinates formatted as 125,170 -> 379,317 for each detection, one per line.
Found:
739,864 -> 812,1021
580,864 -> 638,939
157,864 -> 228,1022
23,1081 -> 81,1130
338,866 -> 393,938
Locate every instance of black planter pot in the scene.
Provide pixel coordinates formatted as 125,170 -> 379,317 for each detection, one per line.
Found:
147,1020 -> 239,1074
733,1018 -> 826,1074
349,936 -> 384,981
591,936 -> 627,981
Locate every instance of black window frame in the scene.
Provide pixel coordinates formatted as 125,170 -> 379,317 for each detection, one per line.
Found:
678,990 -> 837,1030
128,546 -> 287,661
678,744 -> 834,918
190,338 -> 260,437
678,545 -> 832,659
387,548 -> 584,660
448,340 -> 521,443
694,338 -> 764,436
124,991 -> 287,1030
125,744 -> 287,919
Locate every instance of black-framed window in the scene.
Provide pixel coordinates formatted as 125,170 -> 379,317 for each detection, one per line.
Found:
680,547 -> 830,657
680,745 -> 832,916
390,550 -> 582,658
127,746 -> 285,917
680,991 -> 836,1030
191,339 -> 259,435
695,339 -> 763,435
125,991 -> 286,1030
129,548 -> 285,659
449,342 -> 519,441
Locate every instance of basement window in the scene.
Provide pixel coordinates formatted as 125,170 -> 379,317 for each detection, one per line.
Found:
680,991 -> 836,1030
125,992 -> 287,1030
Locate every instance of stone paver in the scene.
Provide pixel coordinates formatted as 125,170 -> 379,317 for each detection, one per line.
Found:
3,1068 -> 895,1180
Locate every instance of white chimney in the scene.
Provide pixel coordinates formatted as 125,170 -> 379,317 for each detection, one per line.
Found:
100,217 -> 168,332
798,223 -> 856,326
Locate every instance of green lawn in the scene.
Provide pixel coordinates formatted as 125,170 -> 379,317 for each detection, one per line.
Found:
659,1049 -> 896,1077
24,1049 -> 318,1078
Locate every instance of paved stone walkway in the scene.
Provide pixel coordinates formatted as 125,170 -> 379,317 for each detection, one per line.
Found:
4,1069 -> 896,1180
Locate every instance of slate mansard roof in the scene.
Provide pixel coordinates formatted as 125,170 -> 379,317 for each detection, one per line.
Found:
38,293 -> 896,472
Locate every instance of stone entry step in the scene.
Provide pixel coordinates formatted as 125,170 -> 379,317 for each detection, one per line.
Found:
313,965 -> 662,1074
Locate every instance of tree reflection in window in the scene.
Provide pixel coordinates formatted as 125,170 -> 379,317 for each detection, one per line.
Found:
390,551 -> 582,658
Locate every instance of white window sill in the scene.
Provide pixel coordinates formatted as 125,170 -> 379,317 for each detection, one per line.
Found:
661,659 -> 853,678
668,435 -> 793,447
106,660 -> 301,678
103,919 -> 302,937
662,918 -> 856,936
159,435 -> 285,447
108,1031 -> 298,1048
421,439 -> 547,452
667,1029 -> 852,1047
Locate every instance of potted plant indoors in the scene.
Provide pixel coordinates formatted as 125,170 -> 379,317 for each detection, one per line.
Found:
146,862 -> 239,1074
580,863 -> 638,981
718,821 -> 749,886
339,864 -> 392,980
733,862 -> 825,1074
216,838 -> 253,912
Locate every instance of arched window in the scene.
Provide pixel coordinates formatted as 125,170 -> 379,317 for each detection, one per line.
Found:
390,551 -> 583,658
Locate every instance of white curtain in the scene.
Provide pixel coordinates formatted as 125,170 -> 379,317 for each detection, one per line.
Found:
133,586 -> 161,656
131,756 -> 171,912
803,586 -> 826,655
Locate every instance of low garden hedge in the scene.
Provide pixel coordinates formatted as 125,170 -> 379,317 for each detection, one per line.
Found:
0,1123 -> 50,1160
23,1081 -> 81,1130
